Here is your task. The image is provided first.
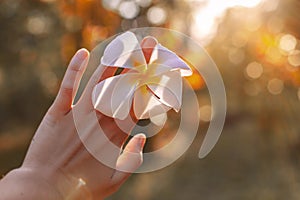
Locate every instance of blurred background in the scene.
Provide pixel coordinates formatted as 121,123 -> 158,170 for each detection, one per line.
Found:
1,0 -> 300,199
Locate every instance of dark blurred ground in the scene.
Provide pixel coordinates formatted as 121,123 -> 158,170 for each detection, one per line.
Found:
0,0 -> 300,199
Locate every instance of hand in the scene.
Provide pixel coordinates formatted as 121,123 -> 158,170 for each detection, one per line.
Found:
0,49 -> 146,200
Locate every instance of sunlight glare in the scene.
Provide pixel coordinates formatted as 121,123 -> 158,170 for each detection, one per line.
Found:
191,0 -> 264,44
76,178 -> 86,189
228,0 -> 263,8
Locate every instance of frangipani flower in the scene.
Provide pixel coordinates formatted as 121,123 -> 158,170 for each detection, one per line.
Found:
92,31 -> 192,120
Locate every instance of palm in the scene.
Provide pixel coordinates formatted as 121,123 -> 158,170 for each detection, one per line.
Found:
22,49 -> 145,200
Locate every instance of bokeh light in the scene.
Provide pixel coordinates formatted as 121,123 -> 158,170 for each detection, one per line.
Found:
288,50 -> 300,67
245,62 -> 263,79
102,0 -> 121,11
26,14 -> 51,35
147,6 -> 167,25
135,0 -> 152,8
119,1 -> 140,19
267,78 -> 284,95
279,34 -> 297,52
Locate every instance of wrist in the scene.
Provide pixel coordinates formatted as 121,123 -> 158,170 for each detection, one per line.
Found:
0,167 -> 63,200
0,167 -> 91,200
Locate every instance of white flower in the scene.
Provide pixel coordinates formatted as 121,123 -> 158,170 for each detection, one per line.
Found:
92,31 -> 192,120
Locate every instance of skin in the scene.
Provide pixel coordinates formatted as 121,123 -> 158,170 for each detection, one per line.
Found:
0,48 -> 147,200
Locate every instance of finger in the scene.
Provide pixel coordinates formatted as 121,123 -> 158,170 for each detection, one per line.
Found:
77,65 -> 117,111
96,99 -> 138,147
97,115 -> 128,147
112,134 -> 146,184
48,48 -> 89,118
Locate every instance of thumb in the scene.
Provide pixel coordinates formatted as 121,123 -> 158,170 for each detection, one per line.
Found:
112,134 -> 146,184
48,49 -> 89,119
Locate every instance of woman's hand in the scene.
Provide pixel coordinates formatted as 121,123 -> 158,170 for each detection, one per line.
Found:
0,49 -> 146,200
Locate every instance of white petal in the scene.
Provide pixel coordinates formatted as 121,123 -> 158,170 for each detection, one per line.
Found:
111,74 -> 140,120
146,63 -> 172,77
149,44 -> 192,76
150,112 -> 167,127
92,73 -> 139,119
147,71 -> 182,112
133,86 -> 171,119
101,31 -> 146,69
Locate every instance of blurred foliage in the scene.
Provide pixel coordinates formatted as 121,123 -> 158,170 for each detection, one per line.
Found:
0,0 -> 300,199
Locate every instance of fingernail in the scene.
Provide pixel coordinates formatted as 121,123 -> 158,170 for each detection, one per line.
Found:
76,48 -> 89,69
135,133 -> 146,152
79,55 -> 89,70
